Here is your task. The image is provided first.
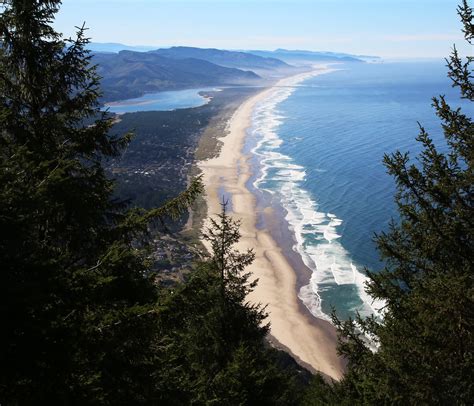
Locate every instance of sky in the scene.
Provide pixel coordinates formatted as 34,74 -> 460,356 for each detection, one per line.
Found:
54,0 -> 472,58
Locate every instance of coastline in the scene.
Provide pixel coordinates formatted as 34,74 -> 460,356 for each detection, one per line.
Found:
198,67 -> 346,380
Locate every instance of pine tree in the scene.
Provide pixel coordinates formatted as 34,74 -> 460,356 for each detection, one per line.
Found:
155,202 -> 304,405
332,1 -> 474,404
203,199 -> 256,307
0,1 -> 201,403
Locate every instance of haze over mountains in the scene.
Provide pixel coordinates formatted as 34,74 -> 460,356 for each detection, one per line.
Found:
87,42 -> 158,53
248,49 -> 380,63
88,43 -> 372,63
90,43 -> 373,102
94,51 -> 261,101
150,46 -> 291,71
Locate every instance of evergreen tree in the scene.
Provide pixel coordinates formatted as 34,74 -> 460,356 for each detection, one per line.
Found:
0,2 -> 304,404
0,1 -> 201,403
330,1 -> 474,404
155,203 -> 304,405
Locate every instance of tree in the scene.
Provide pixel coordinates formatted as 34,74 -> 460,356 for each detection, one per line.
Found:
331,1 -> 474,404
203,199 -> 256,306
154,203 -> 304,405
0,1 -> 201,403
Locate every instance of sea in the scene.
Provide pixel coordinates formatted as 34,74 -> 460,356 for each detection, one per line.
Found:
247,60 -> 473,322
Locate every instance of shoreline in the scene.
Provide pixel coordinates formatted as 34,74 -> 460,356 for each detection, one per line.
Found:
198,67 -> 345,380
105,87 -> 214,113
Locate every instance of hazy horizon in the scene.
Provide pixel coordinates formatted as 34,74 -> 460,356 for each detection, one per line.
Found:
85,42 -> 459,63
55,0 -> 471,59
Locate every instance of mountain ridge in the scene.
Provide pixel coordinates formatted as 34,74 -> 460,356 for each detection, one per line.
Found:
247,49 -> 369,63
150,46 -> 293,71
94,50 -> 262,101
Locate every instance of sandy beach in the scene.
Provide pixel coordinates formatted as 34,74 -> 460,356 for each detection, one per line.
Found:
198,67 -> 345,381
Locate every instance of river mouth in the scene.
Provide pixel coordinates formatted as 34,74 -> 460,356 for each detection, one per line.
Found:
105,87 -> 220,114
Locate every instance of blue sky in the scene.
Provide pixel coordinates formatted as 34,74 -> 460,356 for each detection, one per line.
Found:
55,0 -> 471,58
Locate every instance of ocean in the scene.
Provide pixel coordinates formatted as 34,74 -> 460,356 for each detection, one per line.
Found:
247,60 -> 472,322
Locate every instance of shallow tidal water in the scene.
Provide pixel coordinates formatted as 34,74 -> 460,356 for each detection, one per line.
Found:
248,60 -> 473,321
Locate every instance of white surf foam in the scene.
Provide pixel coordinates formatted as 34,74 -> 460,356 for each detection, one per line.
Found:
249,72 -> 385,323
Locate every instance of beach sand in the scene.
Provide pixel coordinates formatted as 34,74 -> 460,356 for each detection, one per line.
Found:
198,68 -> 345,381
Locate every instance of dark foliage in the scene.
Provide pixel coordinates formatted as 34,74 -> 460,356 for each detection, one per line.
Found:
0,2 -> 304,404
153,203 -> 304,405
0,1 -> 199,403
328,2 -> 474,404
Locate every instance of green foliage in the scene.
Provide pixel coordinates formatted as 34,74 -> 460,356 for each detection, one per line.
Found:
0,3 -> 306,404
202,200 -> 256,303
154,204 -> 304,405
301,375 -> 341,406
332,2 -> 474,404
0,1 -> 199,403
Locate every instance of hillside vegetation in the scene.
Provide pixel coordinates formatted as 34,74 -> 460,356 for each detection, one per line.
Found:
1,0 -> 472,405
94,50 -> 261,101
151,46 -> 292,70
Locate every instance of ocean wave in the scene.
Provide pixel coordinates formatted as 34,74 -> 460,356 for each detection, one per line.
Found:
250,76 -> 385,323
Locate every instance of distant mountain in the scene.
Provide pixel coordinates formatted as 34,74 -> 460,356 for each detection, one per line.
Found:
150,46 -> 293,71
274,49 -> 380,61
93,51 -> 261,101
88,42 -> 157,53
247,49 -> 375,64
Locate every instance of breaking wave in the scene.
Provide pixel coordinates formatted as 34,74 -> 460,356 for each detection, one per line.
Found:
249,77 -> 385,322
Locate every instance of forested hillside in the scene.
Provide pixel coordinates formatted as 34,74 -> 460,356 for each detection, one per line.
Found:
94,51 -> 261,101
0,1 -> 310,403
151,46 -> 292,70
0,0 -> 472,404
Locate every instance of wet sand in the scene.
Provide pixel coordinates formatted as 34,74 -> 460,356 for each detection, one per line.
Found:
199,68 -> 345,380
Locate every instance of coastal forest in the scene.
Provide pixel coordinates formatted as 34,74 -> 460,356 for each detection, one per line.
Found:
0,0 -> 472,405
